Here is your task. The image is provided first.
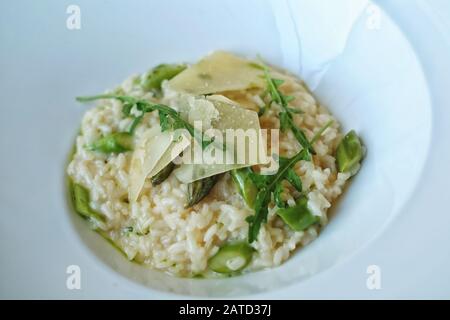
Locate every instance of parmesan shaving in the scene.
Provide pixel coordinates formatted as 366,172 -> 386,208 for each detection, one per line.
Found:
168,51 -> 265,95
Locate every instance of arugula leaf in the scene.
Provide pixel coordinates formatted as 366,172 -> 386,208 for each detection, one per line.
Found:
279,112 -> 290,132
273,182 -> 285,209
246,149 -> 310,242
310,120 -> 334,145
122,102 -> 134,117
245,88 -> 337,242
158,110 -> 171,131
259,63 -> 315,155
286,168 -> 302,192
286,107 -> 303,114
288,117 -> 313,153
127,115 -> 143,135
76,94 -> 213,149
76,94 -> 136,104
270,163 -> 303,210
245,189 -> 270,243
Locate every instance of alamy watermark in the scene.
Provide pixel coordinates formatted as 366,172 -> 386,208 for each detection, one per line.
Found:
366,264 -> 381,290
66,265 -> 81,290
168,122 -> 281,175
66,5 -> 81,30
365,4 -> 381,30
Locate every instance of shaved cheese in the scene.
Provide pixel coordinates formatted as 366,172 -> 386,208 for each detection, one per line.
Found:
187,98 -> 219,129
149,132 -> 191,177
168,51 -> 265,95
129,128 -> 171,202
129,93 -> 223,200
206,94 -> 236,105
174,154 -> 249,184
130,57 -> 270,191
161,84 -> 220,130
173,96 -> 268,183
129,128 -> 190,202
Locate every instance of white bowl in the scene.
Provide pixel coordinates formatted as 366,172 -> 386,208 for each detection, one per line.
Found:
64,0 -> 432,296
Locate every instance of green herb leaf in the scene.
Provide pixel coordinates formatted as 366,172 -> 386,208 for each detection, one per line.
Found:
77,94 -> 214,150
285,95 -> 296,103
286,168 -> 302,192
245,190 -> 271,242
259,62 -> 315,155
286,107 -> 303,114
76,94 -> 136,104
158,110 -> 172,132
122,102 -> 134,117
246,149 -> 310,242
247,170 -> 271,189
288,117 -> 314,154
128,115 -> 143,134
310,120 -> 334,145
279,112 -> 290,132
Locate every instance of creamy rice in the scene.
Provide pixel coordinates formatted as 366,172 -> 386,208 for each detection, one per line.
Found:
67,65 -> 352,277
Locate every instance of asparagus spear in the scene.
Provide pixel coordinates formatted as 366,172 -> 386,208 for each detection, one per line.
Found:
208,242 -> 254,274
186,175 -> 220,207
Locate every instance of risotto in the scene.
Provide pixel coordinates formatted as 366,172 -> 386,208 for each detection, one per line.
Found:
67,51 -> 363,277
